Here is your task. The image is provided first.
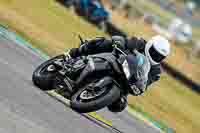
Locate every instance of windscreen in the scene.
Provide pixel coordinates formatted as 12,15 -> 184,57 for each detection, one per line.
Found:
126,52 -> 150,86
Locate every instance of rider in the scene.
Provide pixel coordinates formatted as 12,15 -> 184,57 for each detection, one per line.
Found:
66,35 -> 171,112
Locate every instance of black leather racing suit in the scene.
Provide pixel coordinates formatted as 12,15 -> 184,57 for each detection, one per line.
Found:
69,36 -> 162,112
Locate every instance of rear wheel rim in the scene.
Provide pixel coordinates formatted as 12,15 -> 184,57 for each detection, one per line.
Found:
47,65 -> 56,72
40,64 -> 54,75
40,58 -> 63,75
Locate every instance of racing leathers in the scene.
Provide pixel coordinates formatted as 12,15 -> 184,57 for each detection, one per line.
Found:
68,36 -> 162,112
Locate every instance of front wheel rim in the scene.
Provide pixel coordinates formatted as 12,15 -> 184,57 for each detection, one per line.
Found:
79,87 -> 106,101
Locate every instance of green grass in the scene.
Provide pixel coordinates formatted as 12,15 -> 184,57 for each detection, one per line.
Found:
128,104 -> 170,132
0,0 -> 200,133
193,27 -> 200,40
128,0 -> 175,26
0,0 -> 106,55
125,0 -> 200,39
128,73 -> 200,133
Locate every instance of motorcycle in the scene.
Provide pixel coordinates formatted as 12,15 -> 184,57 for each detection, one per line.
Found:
32,36 -> 150,113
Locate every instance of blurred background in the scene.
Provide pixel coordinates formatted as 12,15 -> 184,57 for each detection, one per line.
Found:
0,0 -> 199,132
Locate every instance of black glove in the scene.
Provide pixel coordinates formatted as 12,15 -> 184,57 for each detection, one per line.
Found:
111,36 -> 126,50
147,65 -> 161,86
126,37 -> 146,50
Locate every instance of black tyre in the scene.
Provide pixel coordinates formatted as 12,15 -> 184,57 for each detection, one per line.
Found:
32,55 -> 64,91
70,84 -> 120,113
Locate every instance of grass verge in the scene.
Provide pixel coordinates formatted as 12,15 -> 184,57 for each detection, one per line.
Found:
128,104 -> 171,132
0,0 -> 200,133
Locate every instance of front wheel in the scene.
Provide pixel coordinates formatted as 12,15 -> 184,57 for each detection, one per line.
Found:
70,84 -> 121,113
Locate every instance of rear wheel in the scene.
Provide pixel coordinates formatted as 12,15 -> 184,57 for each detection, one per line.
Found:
70,82 -> 120,113
32,55 -> 64,91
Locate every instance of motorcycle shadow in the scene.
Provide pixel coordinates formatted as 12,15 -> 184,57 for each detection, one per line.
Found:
46,90 -> 71,107
45,90 -> 115,131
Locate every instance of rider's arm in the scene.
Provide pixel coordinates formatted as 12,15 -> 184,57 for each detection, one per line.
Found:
69,35 -> 146,58
147,65 -> 162,86
69,37 -> 113,58
126,36 -> 147,51
69,35 -> 129,58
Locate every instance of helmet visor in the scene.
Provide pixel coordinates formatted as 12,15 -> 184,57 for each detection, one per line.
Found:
149,45 -> 165,63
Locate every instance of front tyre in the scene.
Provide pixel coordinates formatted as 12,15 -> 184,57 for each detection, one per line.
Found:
70,84 -> 120,113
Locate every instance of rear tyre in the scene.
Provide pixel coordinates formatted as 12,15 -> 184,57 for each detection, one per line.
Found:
32,55 -> 64,91
70,84 -> 120,113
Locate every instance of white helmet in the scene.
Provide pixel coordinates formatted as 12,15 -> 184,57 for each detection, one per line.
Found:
145,35 -> 170,65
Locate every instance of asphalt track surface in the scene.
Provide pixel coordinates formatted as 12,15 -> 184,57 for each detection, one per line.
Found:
0,35 -> 160,133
